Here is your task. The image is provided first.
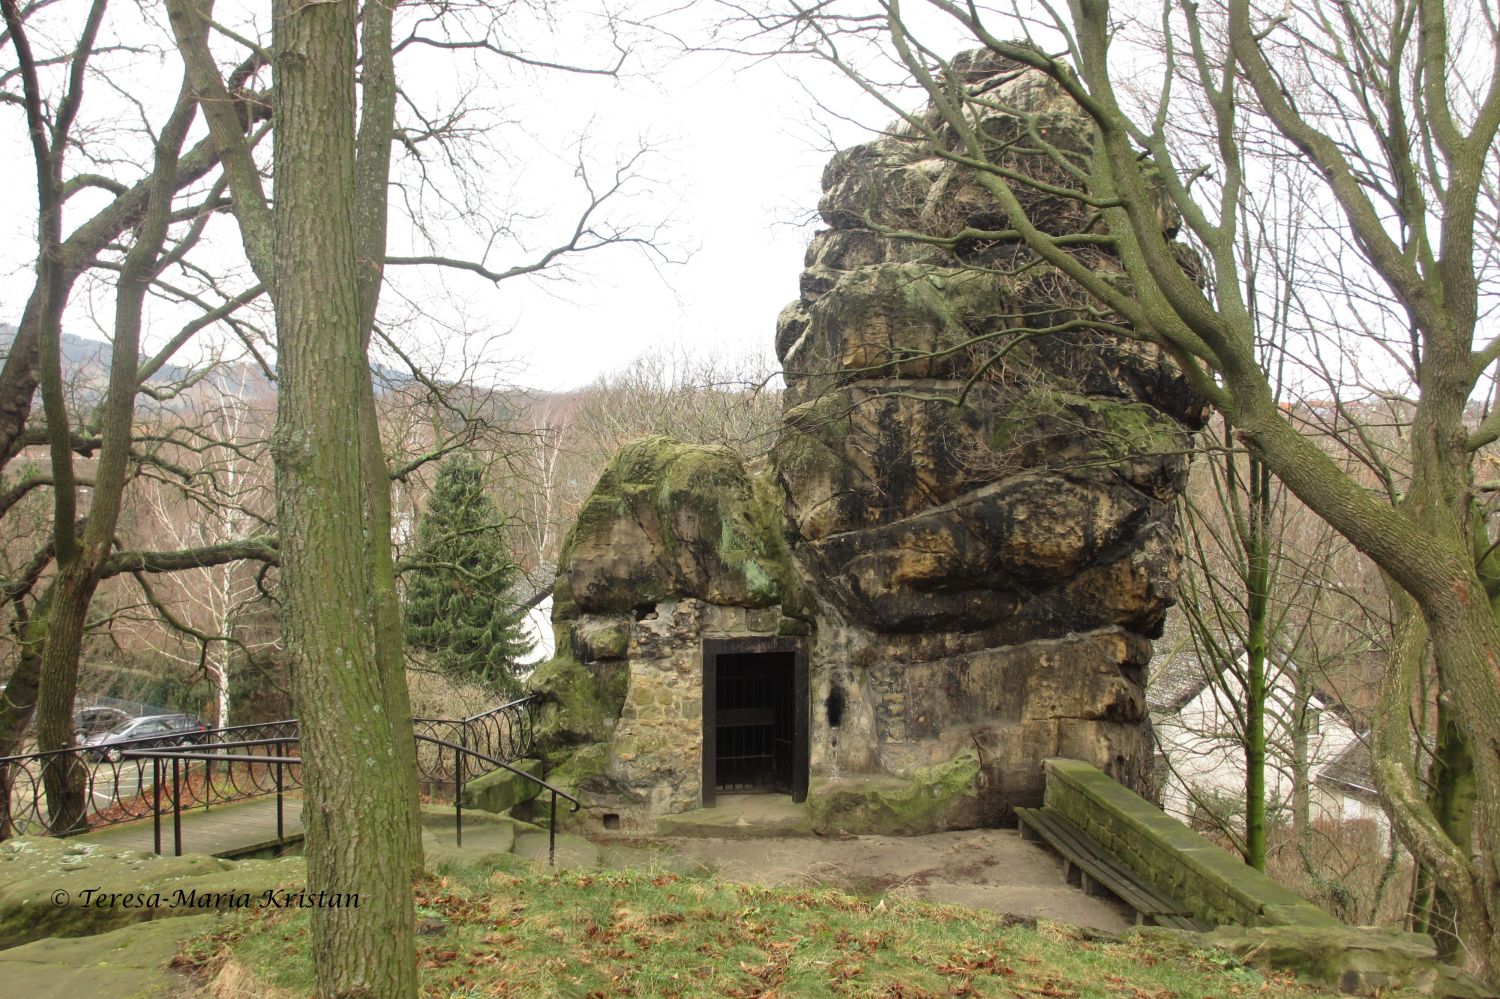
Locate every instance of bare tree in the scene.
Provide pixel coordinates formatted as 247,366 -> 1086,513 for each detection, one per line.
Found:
736,0 -> 1500,976
163,0 -> 677,991
0,0 -> 276,830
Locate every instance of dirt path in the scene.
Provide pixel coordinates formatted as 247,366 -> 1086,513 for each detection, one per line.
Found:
660,828 -> 1136,933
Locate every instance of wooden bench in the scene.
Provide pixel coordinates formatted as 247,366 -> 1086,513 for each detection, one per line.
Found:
1016,806 -> 1210,931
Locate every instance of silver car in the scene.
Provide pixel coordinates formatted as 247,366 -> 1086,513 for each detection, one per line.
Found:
81,713 -> 208,763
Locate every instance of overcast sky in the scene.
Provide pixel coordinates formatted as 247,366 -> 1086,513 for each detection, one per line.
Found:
0,3 -> 922,393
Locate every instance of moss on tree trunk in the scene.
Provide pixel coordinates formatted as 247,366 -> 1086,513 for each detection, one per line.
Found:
270,1 -> 417,994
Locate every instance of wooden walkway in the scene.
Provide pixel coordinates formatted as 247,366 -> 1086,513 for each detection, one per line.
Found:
73,796 -> 304,858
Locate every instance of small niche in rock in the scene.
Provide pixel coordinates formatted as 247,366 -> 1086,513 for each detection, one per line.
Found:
602,813 -> 621,831
826,684 -> 845,728
632,603 -> 656,621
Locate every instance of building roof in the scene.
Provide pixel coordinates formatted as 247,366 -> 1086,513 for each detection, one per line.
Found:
514,562 -> 557,612
1146,639 -> 1349,721
1316,737 -> 1379,803
1146,640 -> 1220,715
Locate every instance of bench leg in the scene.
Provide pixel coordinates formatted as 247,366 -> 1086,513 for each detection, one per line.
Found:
1063,860 -> 1080,887
1019,822 -> 1040,843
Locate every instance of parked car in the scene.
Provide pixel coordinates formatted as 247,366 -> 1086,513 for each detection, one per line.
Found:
80,713 -> 208,763
72,705 -> 131,740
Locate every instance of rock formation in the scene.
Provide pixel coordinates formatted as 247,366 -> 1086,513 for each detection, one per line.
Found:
528,50 -> 1205,834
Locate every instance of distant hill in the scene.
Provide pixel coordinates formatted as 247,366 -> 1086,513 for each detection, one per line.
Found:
0,324 -> 199,401
0,323 -> 435,412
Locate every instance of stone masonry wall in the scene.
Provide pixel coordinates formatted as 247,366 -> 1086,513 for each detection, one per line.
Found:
603,600 -> 785,827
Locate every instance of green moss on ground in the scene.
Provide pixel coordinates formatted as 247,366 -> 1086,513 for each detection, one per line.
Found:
0,836 -> 304,951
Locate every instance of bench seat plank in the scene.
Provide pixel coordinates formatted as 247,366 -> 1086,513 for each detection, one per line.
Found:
1016,806 -> 1209,931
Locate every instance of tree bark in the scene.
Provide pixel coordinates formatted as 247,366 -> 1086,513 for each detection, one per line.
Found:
352,0 -> 423,879
269,0 -> 417,993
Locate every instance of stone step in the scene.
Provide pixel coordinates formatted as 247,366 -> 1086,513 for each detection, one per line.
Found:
655,794 -> 814,839
419,805 -> 536,869
0,912 -> 218,998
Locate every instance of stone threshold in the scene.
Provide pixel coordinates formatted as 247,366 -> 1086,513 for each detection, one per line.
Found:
655,793 -> 815,839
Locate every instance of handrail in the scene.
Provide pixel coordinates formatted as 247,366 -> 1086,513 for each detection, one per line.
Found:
1,699 -> 550,852
414,732 -> 578,866
407,693 -> 536,727
0,718 -> 306,840
464,693 -> 536,725
120,742 -> 302,857
0,718 -> 301,765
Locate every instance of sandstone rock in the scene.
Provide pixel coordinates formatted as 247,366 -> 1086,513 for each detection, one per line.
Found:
1180,925 -> 1498,998
528,654 -> 628,749
571,615 -> 632,662
0,912 -> 220,999
460,758 -> 546,815
0,836 -> 304,950
530,51 -> 1203,832
556,436 -> 804,616
808,752 -> 983,835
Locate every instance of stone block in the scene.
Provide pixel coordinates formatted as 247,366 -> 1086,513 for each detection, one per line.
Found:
808,752 -> 981,835
1042,757 -> 1340,930
1196,925 -> 1495,998
460,758 -> 546,814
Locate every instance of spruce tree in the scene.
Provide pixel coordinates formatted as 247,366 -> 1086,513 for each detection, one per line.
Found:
404,456 -> 531,690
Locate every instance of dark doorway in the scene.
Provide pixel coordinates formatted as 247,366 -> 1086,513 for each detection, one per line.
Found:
701,637 -> 808,806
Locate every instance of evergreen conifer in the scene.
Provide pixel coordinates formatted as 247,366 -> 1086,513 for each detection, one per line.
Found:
404,456 -> 532,690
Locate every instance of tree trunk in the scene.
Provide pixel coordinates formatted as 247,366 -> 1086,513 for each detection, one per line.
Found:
1424,698 -> 1475,961
1242,453 -> 1270,870
1232,361 -> 1500,977
270,0 -> 416,994
351,0 -> 423,879
1290,664 -> 1311,846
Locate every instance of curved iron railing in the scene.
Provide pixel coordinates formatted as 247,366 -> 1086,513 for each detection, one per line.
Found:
136,738 -> 301,856
0,719 -> 302,839
415,732 -> 578,865
412,695 -> 537,788
0,698 -> 540,843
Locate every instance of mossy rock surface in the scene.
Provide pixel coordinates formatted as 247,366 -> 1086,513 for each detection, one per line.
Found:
419,803 -> 534,871
0,911 -> 219,998
556,436 -> 802,616
572,616 -> 631,661
808,752 -> 982,836
528,654 -> 627,748
986,388 -> 1190,501
459,758 -> 546,815
1185,925 -> 1496,998
0,836 -> 304,950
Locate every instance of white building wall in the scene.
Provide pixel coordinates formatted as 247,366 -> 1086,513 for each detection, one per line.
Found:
1154,660 -> 1369,838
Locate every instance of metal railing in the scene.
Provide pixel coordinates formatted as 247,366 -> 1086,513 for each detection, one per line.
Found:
414,732 -> 579,865
136,737 -> 300,857
0,697 -> 542,846
0,719 -> 301,840
411,695 -> 536,788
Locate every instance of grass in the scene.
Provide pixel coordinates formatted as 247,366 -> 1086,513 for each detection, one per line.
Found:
181,860 -> 1395,998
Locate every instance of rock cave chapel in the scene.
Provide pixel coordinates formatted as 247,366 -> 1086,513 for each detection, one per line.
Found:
526,50 -> 1205,837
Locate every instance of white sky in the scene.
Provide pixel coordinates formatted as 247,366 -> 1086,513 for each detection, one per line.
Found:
7,2 -> 1462,401
0,3 -> 906,393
